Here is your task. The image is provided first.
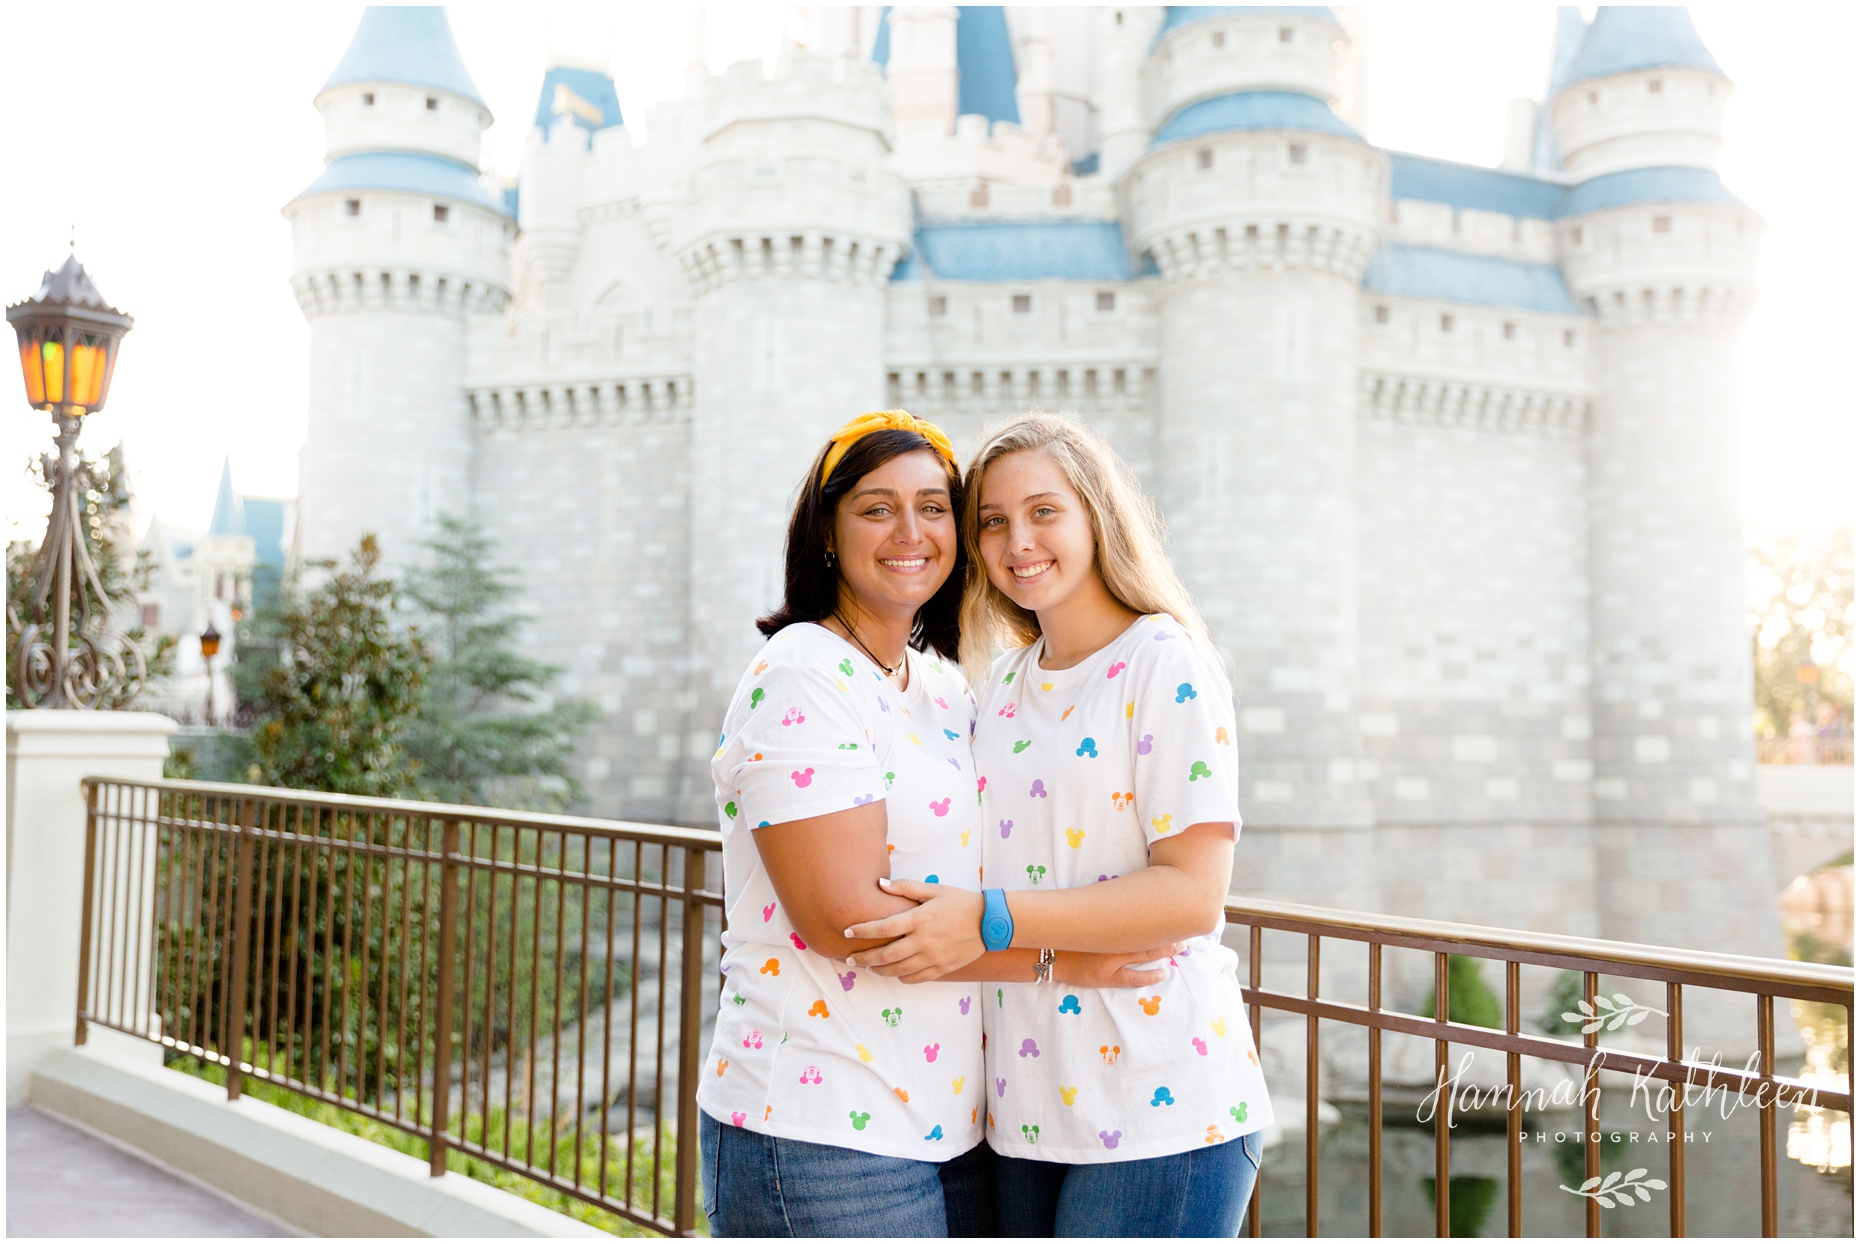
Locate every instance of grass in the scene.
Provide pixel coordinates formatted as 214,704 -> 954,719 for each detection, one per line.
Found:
167,1054 -> 708,1237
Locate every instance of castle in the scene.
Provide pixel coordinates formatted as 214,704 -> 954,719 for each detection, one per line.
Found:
285,6 -> 1779,961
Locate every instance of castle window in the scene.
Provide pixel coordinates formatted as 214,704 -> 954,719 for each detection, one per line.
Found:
1647,78 -> 1663,94
1114,11 -> 1123,25
1652,215 -> 1671,233
433,204 -> 450,223
425,96 -> 439,111
1288,143 -> 1308,165
1278,26 -> 1293,43
1564,329 -> 1577,347
1374,305 -> 1389,324
1587,90 -> 1598,105
970,183 -> 990,209
1196,148 -> 1213,170
362,92 -> 375,106
1211,31 -> 1225,48
140,604 -> 160,629
1012,294 -> 1032,314
1097,291 -> 1117,312
929,295 -> 948,317
1439,314 -> 1454,332
1570,226 -> 1583,245
1503,321 -> 1516,339
1451,209 -> 1462,233
1052,184 -> 1072,207
1388,202 -> 1400,224
345,199 -> 361,217
1511,218 -> 1523,242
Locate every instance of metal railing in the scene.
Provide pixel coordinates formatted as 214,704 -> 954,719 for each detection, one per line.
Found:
76,777 -> 722,1236
1227,899 -> 1853,1238
76,777 -> 1853,1238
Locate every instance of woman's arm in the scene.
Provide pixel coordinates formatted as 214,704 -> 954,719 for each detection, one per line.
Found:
842,821 -> 1235,981
754,805 -> 1183,985
751,802 -> 919,960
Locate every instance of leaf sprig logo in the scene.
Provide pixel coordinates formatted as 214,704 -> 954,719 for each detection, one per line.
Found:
1562,991 -> 1667,1034
1560,1168 -> 1667,1208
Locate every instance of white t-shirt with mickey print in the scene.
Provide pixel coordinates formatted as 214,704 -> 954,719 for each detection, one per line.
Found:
699,622 -> 986,1161
976,614 -> 1274,1163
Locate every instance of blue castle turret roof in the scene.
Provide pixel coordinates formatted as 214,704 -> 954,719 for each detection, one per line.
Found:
1152,90 -> 1361,147
872,6 -> 1021,129
1564,6 -> 1724,89
292,151 -> 509,216
532,63 -> 623,135
321,6 -> 486,107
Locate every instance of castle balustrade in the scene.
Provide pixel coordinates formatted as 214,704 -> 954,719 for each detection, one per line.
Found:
466,376 -> 693,431
68,776 -> 1853,1237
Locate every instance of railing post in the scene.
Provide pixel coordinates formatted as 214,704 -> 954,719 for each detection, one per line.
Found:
1433,952 -> 1451,1240
224,798 -> 260,1101
430,818 -> 461,1178
74,779 -> 101,1046
673,845 -> 708,1236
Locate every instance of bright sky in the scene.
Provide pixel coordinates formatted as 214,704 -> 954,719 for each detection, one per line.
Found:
2,3 -> 1853,545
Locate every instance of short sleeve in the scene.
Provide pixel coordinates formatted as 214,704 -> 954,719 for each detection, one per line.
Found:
1129,625 -> 1242,846
725,657 -> 886,828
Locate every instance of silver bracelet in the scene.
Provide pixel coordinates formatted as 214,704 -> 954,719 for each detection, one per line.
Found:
1033,947 -> 1056,986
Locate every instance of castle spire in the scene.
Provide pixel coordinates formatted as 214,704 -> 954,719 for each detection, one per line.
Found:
321,6 -> 486,108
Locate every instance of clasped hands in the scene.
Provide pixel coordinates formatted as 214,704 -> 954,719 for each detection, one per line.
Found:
840,878 -> 1178,987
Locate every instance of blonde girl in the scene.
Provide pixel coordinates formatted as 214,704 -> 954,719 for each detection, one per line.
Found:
845,412 -> 1271,1236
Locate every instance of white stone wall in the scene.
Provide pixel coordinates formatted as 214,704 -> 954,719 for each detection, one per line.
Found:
297,301 -> 476,568
469,394 -> 694,823
1130,126 -> 1384,837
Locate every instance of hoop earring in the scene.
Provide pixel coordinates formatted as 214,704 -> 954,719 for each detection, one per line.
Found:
825,550 -> 836,567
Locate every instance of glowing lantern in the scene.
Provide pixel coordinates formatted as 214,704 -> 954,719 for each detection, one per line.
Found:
7,254 -> 134,417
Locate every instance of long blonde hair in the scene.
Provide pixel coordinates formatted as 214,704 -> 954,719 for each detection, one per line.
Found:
958,411 -> 1214,681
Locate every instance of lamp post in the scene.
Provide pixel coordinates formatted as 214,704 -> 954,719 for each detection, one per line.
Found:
199,621 -> 222,726
6,254 -> 140,709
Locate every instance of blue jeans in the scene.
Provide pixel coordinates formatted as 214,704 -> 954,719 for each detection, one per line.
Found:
992,1130 -> 1264,1237
700,1109 -> 996,1237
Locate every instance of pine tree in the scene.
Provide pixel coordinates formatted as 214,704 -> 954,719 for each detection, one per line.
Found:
252,534 -> 427,796
401,514 -> 596,810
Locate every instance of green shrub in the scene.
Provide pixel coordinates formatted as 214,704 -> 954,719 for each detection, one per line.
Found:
168,1054 -> 705,1237
1419,954 -> 1503,1030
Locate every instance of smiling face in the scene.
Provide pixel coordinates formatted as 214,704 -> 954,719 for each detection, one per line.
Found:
828,448 -> 958,624
975,448 -> 1105,617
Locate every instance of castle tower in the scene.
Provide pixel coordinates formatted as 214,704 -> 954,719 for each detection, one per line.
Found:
1126,8 -> 1384,907
674,54 -> 912,815
285,6 -> 511,567
1548,8 -> 1774,956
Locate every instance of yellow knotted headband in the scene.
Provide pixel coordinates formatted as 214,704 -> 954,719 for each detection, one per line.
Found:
819,410 -> 958,487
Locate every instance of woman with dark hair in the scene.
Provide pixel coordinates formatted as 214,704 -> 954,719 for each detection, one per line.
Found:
698,411 -> 1177,1237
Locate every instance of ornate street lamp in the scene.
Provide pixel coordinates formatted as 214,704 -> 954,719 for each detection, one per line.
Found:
7,254 -> 142,708
199,621 -> 222,726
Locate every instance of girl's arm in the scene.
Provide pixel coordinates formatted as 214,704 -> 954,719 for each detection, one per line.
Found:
926,944 -> 1181,989
755,803 -> 1191,991
842,821 -> 1235,981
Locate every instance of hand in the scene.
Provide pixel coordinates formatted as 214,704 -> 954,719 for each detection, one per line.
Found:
1057,944 -> 1184,989
842,880 -> 985,983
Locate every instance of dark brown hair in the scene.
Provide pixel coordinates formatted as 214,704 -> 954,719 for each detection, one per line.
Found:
757,428 -> 965,662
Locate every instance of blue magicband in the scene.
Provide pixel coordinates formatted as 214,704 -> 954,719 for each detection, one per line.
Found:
981,888 -> 1014,952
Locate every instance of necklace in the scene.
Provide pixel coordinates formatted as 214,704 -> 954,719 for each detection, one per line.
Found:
834,612 -> 906,678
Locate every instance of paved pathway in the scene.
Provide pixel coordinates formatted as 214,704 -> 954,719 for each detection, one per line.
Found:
5,1106 -> 292,1237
